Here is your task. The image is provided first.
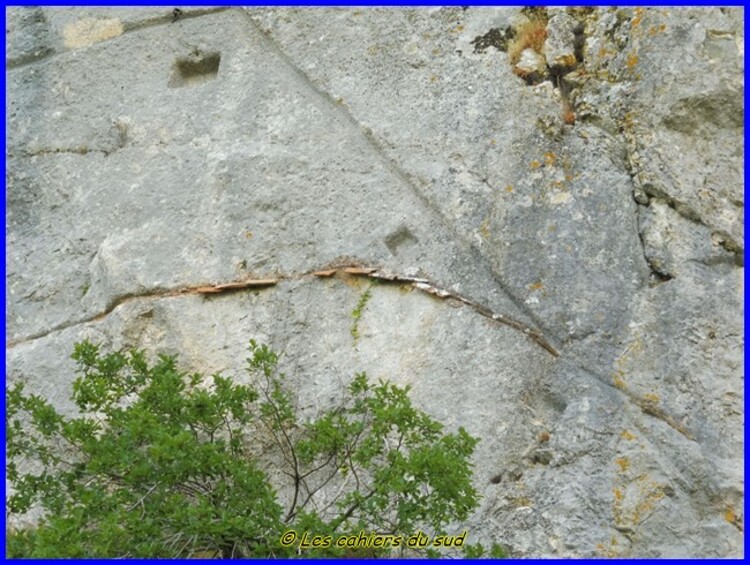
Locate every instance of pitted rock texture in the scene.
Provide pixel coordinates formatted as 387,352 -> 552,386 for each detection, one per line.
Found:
6,6 -> 744,557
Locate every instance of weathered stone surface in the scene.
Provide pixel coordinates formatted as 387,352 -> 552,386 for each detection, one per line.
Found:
5,7 -> 744,558
5,6 -> 228,66
640,199 -> 739,278
5,7 -> 54,66
514,47 -> 547,81
598,8 -> 743,254
544,11 -> 580,72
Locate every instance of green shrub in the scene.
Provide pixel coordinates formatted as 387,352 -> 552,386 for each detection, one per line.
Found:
6,339 -> 489,558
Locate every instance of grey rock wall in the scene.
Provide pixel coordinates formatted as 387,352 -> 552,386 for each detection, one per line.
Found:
6,6 -> 744,557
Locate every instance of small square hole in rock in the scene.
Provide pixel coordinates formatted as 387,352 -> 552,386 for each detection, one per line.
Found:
168,52 -> 221,88
385,226 -> 419,256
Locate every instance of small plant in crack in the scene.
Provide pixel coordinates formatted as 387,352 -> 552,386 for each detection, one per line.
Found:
351,284 -> 374,342
507,13 -> 548,66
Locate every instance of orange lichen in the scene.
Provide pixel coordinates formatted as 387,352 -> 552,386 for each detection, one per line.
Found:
508,18 -> 548,65
530,160 -> 542,169
563,107 -> 576,125
626,53 -> 639,68
538,430 -> 551,443
615,457 -> 630,472
725,507 -> 737,524
648,24 -> 667,36
631,7 -> 644,28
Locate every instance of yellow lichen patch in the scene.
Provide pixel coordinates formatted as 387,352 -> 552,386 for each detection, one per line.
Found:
633,479 -> 666,520
648,24 -> 667,36
631,7 -> 644,28
643,393 -> 660,404
479,218 -> 491,240
505,185 -> 513,192
544,151 -> 556,167
613,370 -> 626,390
511,496 -> 533,508
724,507 -> 743,530
528,281 -> 544,291
552,53 -> 577,68
530,160 -> 542,169
450,24 -> 465,33
725,507 -> 737,524
63,17 -> 123,49
622,111 -> 637,129
626,53 -> 639,69
615,457 -> 630,473
596,543 -> 620,558
723,505 -> 744,530
621,430 -> 637,441
612,474 -> 669,538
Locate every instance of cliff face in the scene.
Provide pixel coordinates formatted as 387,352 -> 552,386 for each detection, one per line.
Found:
6,7 -> 744,557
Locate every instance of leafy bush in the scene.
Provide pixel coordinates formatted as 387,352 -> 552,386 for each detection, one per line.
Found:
6,340 -> 494,558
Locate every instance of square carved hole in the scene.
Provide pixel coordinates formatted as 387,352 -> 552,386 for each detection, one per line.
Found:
168,52 -> 221,88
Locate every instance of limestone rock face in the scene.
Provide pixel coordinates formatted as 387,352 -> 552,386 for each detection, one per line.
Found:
544,11 -> 580,73
6,7 -> 744,557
